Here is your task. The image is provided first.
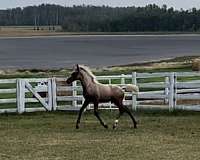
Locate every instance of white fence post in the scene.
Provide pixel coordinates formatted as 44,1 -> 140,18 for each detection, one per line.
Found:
72,81 -> 77,108
164,77 -> 169,104
47,78 -> 53,111
174,73 -> 177,110
132,72 -> 137,111
17,79 -> 25,114
121,74 -> 125,85
51,77 -> 57,111
169,72 -> 175,112
109,78 -> 112,109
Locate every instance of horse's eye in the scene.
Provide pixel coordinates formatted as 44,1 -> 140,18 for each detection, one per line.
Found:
72,72 -> 77,76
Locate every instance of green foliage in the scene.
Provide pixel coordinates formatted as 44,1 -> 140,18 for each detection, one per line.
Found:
1,4 -> 200,32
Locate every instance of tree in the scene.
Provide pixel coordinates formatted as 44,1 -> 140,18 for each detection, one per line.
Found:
0,4 -> 200,32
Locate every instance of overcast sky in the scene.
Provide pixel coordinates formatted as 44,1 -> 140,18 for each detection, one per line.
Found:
0,0 -> 200,10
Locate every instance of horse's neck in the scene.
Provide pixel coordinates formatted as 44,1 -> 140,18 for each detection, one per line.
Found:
80,73 -> 95,94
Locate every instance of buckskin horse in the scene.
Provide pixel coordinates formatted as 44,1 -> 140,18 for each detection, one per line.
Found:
66,65 -> 139,129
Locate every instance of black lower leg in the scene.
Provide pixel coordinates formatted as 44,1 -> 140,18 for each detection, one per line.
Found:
76,100 -> 89,129
76,108 -> 84,129
94,102 -> 108,129
123,106 -> 137,128
94,110 -> 108,128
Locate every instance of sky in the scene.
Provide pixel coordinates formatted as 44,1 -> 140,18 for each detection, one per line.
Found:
0,0 -> 200,10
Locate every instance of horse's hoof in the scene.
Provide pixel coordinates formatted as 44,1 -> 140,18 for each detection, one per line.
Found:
104,124 -> 108,129
76,125 -> 79,129
113,125 -> 117,130
134,125 -> 137,129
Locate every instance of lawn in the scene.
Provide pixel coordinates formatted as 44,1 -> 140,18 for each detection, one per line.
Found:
0,111 -> 199,160
0,56 -> 199,160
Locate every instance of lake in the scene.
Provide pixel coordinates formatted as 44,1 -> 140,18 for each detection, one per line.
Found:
0,35 -> 200,69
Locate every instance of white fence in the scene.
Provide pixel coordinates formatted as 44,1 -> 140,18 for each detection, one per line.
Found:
0,78 -> 54,113
0,72 -> 200,114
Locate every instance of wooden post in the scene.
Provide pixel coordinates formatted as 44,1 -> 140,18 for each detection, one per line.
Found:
121,74 -> 126,109
17,79 -> 25,114
169,72 -> 175,112
174,73 -> 177,110
109,78 -> 112,109
51,77 -> 57,111
121,74 -> 125,85
72,81 -> 77,108
132,72 -> 137,111
47,79 -> 53,111
164,77 -> 169,104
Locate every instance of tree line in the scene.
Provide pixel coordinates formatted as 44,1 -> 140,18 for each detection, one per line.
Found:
0,4 -> 200,32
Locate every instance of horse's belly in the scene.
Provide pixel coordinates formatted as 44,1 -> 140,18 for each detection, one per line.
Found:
99,98 -> 111,103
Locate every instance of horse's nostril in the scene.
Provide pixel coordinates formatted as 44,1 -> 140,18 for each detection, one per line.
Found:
66,78 -> 71,84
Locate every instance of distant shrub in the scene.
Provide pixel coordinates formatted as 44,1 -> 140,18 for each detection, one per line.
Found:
192,58 -> 200,71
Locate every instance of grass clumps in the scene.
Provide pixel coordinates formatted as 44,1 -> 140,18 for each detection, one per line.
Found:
192,58 -> 200,71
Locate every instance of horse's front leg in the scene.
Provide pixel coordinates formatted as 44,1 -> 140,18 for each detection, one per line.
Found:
93,101 -> 108,129
76,99 -> 89,129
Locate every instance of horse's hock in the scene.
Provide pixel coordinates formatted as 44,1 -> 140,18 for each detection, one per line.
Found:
192,58 -> 200,71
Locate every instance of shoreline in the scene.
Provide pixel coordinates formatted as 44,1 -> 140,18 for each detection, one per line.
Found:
0,56 -> 197,76
1,31 -> 200,39
1,34 -> 200,39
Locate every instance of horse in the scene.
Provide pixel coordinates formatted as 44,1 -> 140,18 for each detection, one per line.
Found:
66,64 -> 139,129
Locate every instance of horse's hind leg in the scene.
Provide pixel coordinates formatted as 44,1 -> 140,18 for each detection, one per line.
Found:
113,99 -> 126,129
114,99 -> 137,129
93,101 -> 108,129
113,109 -> 124,129
123,105 -> 137,128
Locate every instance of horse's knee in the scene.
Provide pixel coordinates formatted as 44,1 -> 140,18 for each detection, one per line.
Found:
94,109 -> 98,116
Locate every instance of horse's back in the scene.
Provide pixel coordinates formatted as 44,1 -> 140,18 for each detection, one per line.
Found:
110,85 -> 124,98
96,83 -> 124,101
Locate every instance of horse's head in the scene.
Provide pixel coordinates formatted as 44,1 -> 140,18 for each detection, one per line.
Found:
66,64 -> 82,84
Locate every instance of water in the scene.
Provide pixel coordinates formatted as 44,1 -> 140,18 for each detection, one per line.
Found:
0,35 -> 200,69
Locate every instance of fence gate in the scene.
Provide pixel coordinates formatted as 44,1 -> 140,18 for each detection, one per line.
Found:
17,79 -> 53,113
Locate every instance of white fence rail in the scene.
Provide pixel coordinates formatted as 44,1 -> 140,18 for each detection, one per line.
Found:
0,72 -> 200,114
174,72 -> 200,111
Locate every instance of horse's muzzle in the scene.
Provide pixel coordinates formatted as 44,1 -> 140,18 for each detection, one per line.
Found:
66,77 -> 72,84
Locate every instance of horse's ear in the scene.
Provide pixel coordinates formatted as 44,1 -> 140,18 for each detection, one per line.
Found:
76,64 -> 80,72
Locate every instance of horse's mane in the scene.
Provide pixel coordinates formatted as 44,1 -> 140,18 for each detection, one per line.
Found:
79,65 -> 98,83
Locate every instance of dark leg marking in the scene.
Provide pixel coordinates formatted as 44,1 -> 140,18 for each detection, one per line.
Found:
76,100 -> 89,129
123,105 -> 137,128
94,101 -> 108,129
114,99 -> 137,129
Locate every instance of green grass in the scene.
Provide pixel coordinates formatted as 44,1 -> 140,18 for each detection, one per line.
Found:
0,111 -> 199,160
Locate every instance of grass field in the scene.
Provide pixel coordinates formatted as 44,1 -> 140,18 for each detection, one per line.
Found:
0,26 -> 63,37
0,56 -> 199,159
0,111 -> 199,160
1,26 -> 200,37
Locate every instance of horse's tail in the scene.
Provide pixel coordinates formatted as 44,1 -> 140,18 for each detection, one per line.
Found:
121,84 -> 139,93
